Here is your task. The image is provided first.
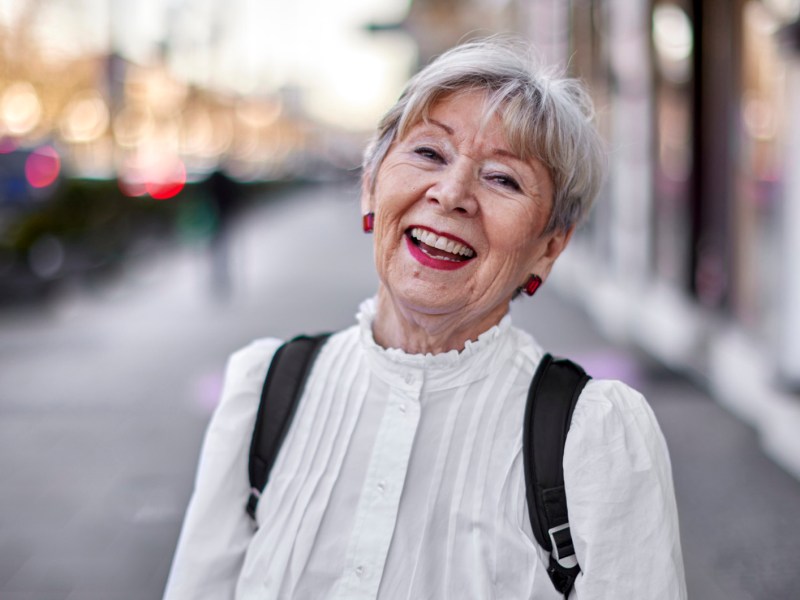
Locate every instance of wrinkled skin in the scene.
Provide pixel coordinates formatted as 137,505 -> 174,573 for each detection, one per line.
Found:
362,91 -> 573,354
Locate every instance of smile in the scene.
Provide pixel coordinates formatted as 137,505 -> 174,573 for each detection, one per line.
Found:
405,226 -> 476,271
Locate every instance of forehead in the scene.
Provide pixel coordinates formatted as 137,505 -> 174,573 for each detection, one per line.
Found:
409,90 -> 508,145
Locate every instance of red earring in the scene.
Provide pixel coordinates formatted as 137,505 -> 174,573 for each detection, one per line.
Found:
362,212 -> 374,233
521,274 -> 542,296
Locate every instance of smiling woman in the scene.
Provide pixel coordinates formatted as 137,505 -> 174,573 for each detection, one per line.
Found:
365,91 -> 566,353
164,38 -> 686,600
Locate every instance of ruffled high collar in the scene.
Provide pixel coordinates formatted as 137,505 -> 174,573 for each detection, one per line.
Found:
356,297 -> 514,390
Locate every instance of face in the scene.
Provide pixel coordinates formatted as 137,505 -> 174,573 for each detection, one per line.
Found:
363,90 -> 573,331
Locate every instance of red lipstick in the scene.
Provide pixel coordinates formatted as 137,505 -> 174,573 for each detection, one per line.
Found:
404,226 -> 475,271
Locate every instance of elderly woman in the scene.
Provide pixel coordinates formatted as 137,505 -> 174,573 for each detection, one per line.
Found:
164,39 -> 686,599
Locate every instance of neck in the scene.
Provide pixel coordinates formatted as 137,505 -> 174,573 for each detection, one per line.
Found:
371,286 -> 509,355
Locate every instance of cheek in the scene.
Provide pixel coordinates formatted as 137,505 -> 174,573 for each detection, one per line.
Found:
374,164 -> 429,215
376,190 -> 415,221
484,207 -> 540,254
481,209 -> 549,280
373,228 -> 404,273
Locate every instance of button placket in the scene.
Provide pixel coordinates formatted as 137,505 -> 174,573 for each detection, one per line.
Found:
331,380 -> 422,600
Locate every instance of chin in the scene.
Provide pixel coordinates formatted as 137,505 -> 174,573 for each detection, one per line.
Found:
384,279 -> 467,316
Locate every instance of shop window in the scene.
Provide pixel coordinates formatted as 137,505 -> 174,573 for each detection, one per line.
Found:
651,1 -> 696,289
733,0 -> 792,336
568,0 -> 612,257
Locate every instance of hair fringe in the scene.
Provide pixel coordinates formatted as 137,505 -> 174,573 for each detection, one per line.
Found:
362,37 -> 606,233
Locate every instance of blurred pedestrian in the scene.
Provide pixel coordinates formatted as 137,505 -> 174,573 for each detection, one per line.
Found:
164,38 -> 686,599
205,168 -> 239,301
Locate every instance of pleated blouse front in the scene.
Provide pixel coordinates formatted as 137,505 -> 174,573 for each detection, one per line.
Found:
164,297 -> 685,600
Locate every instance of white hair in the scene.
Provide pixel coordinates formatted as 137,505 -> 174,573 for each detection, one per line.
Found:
363,37 -> 606,233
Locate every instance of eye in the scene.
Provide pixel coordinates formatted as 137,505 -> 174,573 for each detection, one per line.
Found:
488,173 -> 521,191
414,146 -> 444,162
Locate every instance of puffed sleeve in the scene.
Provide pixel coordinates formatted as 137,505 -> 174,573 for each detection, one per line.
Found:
163,338 -> 282,600
564,379 -> 687,599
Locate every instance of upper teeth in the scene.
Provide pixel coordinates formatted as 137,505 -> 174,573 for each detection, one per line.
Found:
410,228 -> 475,258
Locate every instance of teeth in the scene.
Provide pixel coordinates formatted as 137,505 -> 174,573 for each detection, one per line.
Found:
433,237 -> 449,251
410,228 -> 475,258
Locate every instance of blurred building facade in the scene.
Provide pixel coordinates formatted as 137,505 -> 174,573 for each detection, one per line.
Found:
401,0 -> 800,477
1,0 -> 401,301
422,0 -> 800,477
363,0 -> 800,479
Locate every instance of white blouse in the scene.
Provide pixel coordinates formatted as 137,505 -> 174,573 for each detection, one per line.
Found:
164,298 -> 686,599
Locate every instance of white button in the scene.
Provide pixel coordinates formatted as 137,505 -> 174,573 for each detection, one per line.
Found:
404,373 -> 415,385
398,403 -> 407,414
377,481 -> 386,493
355,565 -> 365,577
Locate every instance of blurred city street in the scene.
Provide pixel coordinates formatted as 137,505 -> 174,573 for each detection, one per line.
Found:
1,181 -> 800,600
3,1 -> 800,598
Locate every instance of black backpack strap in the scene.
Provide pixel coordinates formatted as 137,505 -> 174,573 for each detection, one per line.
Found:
524,353 -> 591,598
246,333 -> 331,521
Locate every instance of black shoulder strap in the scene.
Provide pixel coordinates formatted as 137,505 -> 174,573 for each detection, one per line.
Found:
524,352 -> 591,598
246,333 -> 331,520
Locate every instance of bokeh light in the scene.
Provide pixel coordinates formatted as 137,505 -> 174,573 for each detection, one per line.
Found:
652,4 -> 694,83
118,168 -> 148,197
60,91 -> 110,143
1,81 -> 43,136
146,158 -> 186,200
113,107 -> 156,148
25,146 -> 61,188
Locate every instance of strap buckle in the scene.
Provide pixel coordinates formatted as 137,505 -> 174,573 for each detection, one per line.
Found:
548,523 -> 578,569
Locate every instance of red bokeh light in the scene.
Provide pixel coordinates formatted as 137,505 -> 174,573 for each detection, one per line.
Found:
118,174 -> 148,197
25,146 -> 61,188
146,159 -> 186,200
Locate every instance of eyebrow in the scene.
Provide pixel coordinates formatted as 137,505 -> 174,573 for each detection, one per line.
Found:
427,118 -> 454,135
492,148 -> 522,161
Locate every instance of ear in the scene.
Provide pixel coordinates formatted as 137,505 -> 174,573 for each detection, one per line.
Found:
360,169 -> 374,215
528,225 -> 575,281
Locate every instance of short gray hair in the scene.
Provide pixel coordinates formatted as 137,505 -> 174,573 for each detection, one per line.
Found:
362,38 -> 606,233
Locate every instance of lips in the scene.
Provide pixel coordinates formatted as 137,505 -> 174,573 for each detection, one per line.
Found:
405,226 -> 476,270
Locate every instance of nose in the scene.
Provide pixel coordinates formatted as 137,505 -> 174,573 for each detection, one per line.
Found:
425,159 -> 479,217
